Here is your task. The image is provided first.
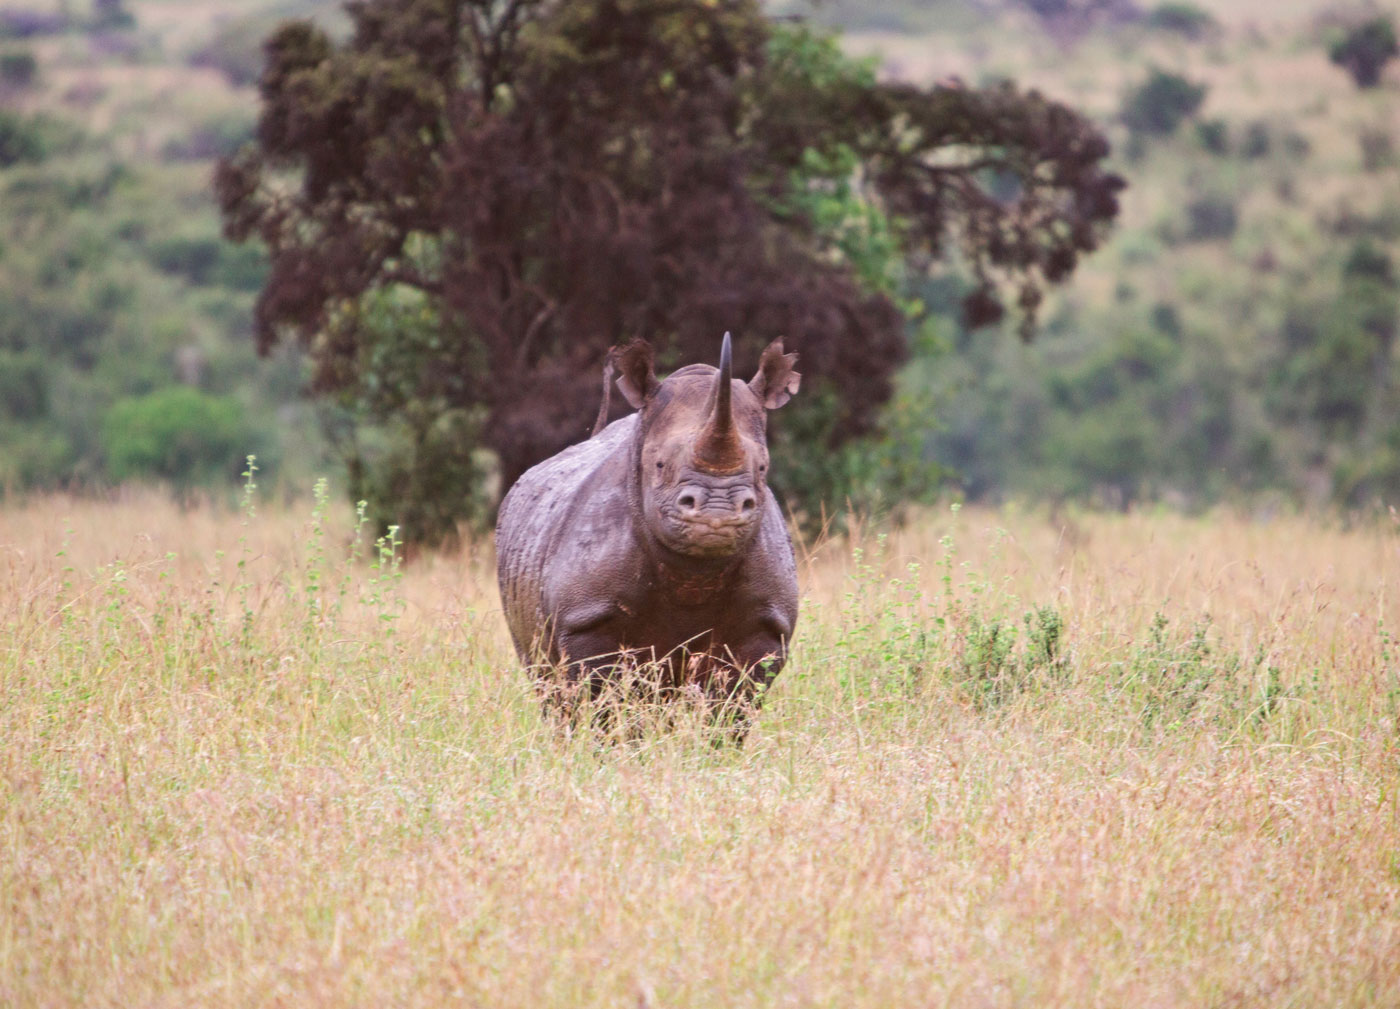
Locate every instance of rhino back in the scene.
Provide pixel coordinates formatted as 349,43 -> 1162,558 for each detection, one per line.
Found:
495,415 -> 637,659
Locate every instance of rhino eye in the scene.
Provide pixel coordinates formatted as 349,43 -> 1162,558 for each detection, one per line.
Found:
655,460 -> 664,470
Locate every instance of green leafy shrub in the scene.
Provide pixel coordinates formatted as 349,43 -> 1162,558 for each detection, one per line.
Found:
102,386 -> 251,490
147,236 -> 223,284
1194,117 -> 1228,154
322,287 -> 489,547
1146,2 -> 1217,39
1241,120 -> 1271,159
1185,192 -> 1239,240
1342,237 -> 1395,284
0,110 -> 47,166
952,605 -> 1069,711
92,0 -> 135,31
1121,68 -> 1208,137
1328,15 -> 1398,88
1267,252 -> 1396,438
0,350 -> 50,421
146,235 -> 266,290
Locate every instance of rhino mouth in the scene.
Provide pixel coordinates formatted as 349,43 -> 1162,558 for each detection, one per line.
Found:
659,511 -> 757,557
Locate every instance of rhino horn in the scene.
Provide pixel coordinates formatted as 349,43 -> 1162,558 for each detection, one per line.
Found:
693,332 -> 744,473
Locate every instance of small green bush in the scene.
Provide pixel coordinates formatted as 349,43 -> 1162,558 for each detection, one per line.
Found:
0,350 -> 50,421
1146,2 -> 1217,40
147,236 -> 223,284
1185,193 -> 1238,241
1328,16 -> 1398,88
1342,237 -> 1395,285
146,235 -> 265,290
102,386 -> 250,490
0,110 -> 47,166
1121,68 -> 1208,137
92,0 -> 136,31
1241,120 -> 1271,159
1194,118 -> 1228,154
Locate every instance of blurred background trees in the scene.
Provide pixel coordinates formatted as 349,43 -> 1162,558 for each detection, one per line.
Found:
215,0 -> 1121,543
1,0 -> 1399,536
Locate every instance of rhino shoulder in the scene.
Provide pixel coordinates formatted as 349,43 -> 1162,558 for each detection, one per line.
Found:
496,415 -> 638,658
498,416 -> 636,537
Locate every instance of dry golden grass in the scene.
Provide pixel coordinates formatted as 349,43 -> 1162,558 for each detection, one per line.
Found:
1,490 -> 1397,1006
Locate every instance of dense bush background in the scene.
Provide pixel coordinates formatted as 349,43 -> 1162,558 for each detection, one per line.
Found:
1,0 -> 1399,527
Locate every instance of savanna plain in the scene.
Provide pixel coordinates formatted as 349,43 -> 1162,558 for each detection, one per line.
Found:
2,492 -> 1398,1007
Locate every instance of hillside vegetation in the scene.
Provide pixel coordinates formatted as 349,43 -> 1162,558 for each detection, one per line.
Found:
0,0 -> 333,493
1,0 -> 1398,516
824,0 -> 1400,509
1,495 -> 1396,1004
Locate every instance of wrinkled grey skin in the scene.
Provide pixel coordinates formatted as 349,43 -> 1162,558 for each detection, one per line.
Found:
495,335 -> 801,714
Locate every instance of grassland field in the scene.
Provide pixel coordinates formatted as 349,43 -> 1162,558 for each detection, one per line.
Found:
1,493 -> 1397,1006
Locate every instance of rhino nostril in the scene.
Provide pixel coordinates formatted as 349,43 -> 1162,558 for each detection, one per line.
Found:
678,494 -> 698,511
739,493 -> 757,515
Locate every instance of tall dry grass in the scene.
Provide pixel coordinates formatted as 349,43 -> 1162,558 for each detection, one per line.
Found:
1,489 -> 1397,1007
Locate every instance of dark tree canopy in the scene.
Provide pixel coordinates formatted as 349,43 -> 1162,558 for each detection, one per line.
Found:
217,0 -> 1122,543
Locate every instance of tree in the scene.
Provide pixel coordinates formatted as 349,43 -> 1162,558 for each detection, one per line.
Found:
1120,68 -> 1207,138
1328,15 -> 1398,89
218,0 -> 1122,545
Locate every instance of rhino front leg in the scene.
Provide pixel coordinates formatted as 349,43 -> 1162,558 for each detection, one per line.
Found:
699,629 -> 789,744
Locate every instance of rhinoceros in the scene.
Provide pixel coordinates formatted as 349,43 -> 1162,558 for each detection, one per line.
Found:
495,333 -> 801,719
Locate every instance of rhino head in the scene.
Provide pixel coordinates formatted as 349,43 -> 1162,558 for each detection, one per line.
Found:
615,332 -> 801,559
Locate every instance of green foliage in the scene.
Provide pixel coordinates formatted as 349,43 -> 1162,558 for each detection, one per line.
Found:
1145,2 -> 1217,40
322,285 -> 488,546
770,370 -> 947,532
147,234 -> 267,290
92,0 -> 135,32
102,386 -> 251,490
1260,240 -> 1395,447
0,110 -> 49,167
1240,120 -> 1271,159
1194,118 -> 1228,155
952,604 -> 1069,711
0,350 -> 50,421
1184,192 -> 1239,241
1121,68 -> 1208,137
1327,15 -> 1398,88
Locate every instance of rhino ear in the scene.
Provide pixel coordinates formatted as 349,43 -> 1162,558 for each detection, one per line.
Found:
749,338 -> 801,410
615,338 -> 658,409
